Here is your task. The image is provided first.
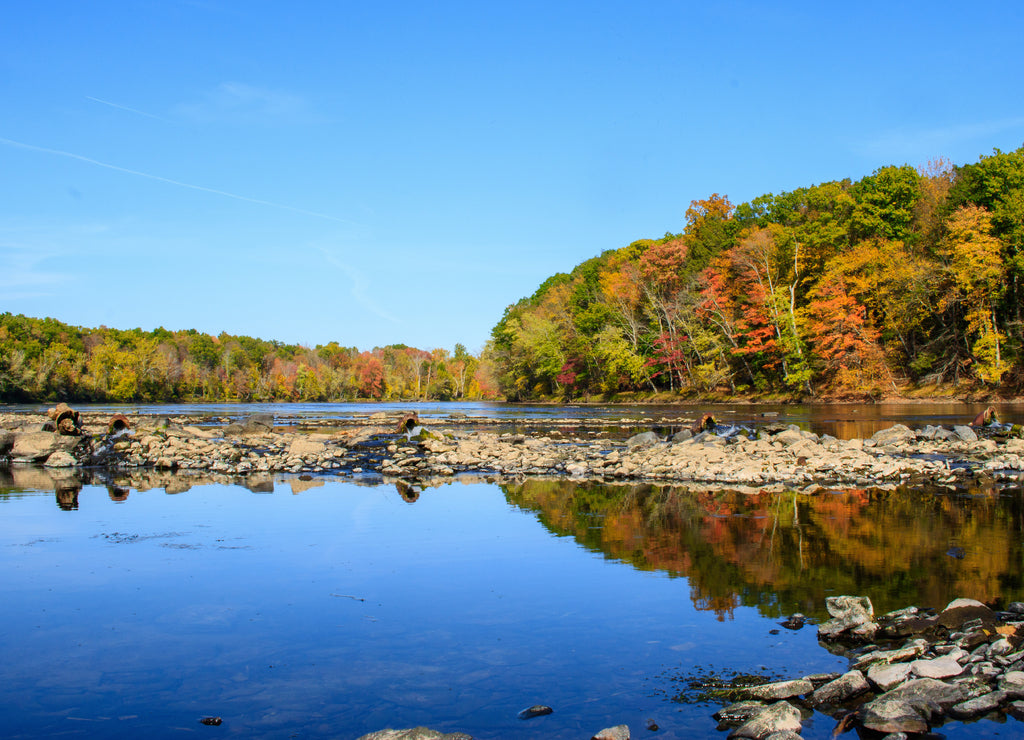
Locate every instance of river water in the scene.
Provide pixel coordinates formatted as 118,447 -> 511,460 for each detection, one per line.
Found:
2,403 -> 1024,739
5,399 -> 1023,439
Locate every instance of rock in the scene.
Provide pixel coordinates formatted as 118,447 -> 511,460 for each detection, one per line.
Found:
820,595 -> 875,638
762,733 -> 802,740
517,705 -> 553,720
867,663 -> 913,691
858,698 -> 928,734
1007,700 -> 1024,720
247,413 -> 275,430
949,690 -> 1007,719
356,729 -> 473,740
743,679 -> 813,701
591,725 -> 630,740
880,677 -> 965,719
728,701 -> 802,739
944,597 -> 987,611
953,424 -> 979,442
671,429 -> 693,442
10,431 -> 62,462
289,438 -> 327,458
43,450 -> 77,468
626,431 -> 662,449
911,656 -> 963,679
714,701 -> 766,727
809,670 -> 870,706
827,595 -> 874,623
999,671 -> 1024,692
0,430 -> 14,454
871,425 -> 916,446
773,429 -> 805,447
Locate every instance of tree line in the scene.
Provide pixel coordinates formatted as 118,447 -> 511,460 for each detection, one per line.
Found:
0,315 -> 498,403
486,147 -> 1024,400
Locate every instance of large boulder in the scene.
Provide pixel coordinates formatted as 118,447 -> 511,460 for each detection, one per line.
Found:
10,431 -> 81,463
626,431 -> 662,449
871,424 -> 916,446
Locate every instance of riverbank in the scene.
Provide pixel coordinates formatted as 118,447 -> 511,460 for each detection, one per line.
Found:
2,408 -> 1022,489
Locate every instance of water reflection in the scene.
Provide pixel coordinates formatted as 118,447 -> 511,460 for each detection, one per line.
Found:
501,479 -> 1024,621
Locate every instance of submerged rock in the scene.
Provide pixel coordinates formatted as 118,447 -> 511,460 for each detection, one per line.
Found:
517,705 -> 553,720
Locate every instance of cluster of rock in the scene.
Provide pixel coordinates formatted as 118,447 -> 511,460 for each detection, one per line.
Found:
712,595 -> 1024,738
2,409 -> 1023,488
355,723 -> 631,740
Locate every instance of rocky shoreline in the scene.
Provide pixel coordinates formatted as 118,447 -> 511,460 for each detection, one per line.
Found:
1,408 -> 1023,490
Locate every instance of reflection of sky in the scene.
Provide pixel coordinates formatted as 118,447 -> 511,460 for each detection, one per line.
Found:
0,480 -> 844,739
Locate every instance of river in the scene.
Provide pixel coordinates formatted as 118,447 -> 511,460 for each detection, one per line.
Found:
1,403 -> 1023,738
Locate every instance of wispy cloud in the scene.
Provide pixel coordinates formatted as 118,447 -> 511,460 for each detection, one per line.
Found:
0,242 -> 70,298
317,246 -> 402,325
856,117 -> 1024,161
175,82 -> 321,125
0,136 -> 355,224
86,96 -> 165,121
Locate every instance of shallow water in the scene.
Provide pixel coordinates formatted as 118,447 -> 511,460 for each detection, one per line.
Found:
2,472 -> 1024,739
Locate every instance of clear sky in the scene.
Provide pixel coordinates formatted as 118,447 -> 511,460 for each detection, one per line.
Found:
3,1 -> 1023,354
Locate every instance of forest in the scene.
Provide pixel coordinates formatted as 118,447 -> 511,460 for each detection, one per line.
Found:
0,315 -> 497,403
4,146 -> 1023,405
487,147 -> 1024,401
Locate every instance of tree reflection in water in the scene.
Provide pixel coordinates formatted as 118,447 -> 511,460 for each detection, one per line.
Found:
501,479 -> 1024,621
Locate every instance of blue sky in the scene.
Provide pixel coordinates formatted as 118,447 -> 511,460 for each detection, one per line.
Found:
2,1 -> 1023,354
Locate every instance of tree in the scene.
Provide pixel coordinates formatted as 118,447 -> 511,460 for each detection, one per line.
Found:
942,205 -> 1008,384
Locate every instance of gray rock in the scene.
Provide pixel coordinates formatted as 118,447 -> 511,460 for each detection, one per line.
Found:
871,424 -> 916,446
591,725 -> 630,740
999,671 -> 1024,693
626,431 -> 662,449
944,597 -> 988,611
247,413 -> 275,430
356,729 -> 473,740
858,697 -> 928,735
911,656 -> 963,679
953,425 -> 978,442
867,663 -> 913,691
671,429 -> 693,442
763,733 -> 803,740
882,677 -> 965,719
827,595 -> 874,624
714,701 -> 766,727
743,679 -> 813,701
0,429 -> 13,454
948,690 -> 1007,719
728,701 -> 802,739
820,595 -> 875,638
809,670 -> 870,706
